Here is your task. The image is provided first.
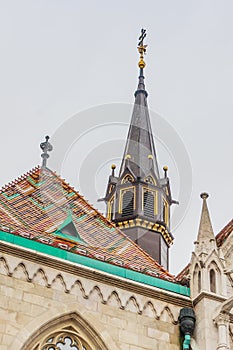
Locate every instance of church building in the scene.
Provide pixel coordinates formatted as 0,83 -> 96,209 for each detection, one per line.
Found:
0,30 -> 232,350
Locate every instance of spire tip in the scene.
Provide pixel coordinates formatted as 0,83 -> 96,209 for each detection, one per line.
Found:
200,192 -> 209,200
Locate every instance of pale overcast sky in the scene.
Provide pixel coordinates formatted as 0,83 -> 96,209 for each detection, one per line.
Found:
0,1 -> 232,274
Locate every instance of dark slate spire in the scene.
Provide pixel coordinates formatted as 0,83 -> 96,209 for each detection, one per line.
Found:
102,30 -> 174,270
119,30 -> 159,180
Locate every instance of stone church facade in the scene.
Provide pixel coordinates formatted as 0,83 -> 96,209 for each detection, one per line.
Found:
0,31 -> 232,350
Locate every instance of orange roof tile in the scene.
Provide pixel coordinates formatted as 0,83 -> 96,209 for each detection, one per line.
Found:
216,219 -> 233,247
0,166 -> 176,282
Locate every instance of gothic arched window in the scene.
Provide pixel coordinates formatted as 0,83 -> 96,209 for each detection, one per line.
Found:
198,271 -> 201,293
210,269 -> 216,293
21,313 -> 108,350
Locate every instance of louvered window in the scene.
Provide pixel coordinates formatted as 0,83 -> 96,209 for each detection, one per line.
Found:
122,190 -> 134,217
143,191 -> 154,218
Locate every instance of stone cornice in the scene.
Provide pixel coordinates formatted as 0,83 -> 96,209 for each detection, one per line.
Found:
193,291 -> 227,306
0,240 -> 191,308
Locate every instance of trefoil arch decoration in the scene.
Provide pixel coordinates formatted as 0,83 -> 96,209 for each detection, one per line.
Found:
40,329 -> 89,350
121,174 -> 134,184
144,175 -> 156,185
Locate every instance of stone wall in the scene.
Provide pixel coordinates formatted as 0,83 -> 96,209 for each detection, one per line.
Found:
0,247 -> 190,350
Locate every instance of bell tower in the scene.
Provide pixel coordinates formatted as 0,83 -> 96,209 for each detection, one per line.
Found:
101,30 -> 175,270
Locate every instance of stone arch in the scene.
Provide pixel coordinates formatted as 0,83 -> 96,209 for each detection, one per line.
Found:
20,312 -> 109,350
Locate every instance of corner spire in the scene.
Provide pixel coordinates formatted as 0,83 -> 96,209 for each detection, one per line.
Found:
40,136 -> 53,168
195,192 -> 216,254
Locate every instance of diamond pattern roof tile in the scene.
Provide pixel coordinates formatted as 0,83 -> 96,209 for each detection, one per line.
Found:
0,166 -> 176,282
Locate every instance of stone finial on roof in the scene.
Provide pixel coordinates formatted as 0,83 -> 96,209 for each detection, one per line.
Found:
40,135 -> 53,168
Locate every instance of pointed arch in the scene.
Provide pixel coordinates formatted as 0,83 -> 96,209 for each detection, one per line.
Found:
20,312 -> 109,350
210,269 -> 216,293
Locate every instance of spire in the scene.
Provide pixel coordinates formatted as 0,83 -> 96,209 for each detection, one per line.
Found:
119,29 -> 160,179
40,136 -> 53,168
102,30 -> 174,270
195,192 -> 216,254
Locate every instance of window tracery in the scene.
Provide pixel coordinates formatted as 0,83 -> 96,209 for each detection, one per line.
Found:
121,174 -> 134,184
37,330 -> 90,350
144,176 -> 156,185
22,313 -> 108,350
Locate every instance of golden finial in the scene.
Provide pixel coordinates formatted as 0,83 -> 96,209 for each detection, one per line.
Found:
163,166 -> 168,178
111,164 -> 116,176
137,28 -> 147,69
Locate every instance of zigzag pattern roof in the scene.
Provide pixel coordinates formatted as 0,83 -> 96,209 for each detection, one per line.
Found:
0,166 -> 175,281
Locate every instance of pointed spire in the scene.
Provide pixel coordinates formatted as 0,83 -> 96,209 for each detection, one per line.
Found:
40,136 -> 53,168
119,29 -> 160,179
195,193 -> 216,254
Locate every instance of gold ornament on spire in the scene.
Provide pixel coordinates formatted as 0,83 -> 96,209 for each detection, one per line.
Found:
138,28 -> 147,69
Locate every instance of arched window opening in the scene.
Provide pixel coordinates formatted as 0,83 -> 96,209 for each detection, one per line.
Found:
198,271 -> 201,293
143,190 -> 155,218
210,269 -> 216,293
121,189 -> 134,217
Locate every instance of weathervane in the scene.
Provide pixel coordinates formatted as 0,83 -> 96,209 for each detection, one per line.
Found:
40,135 -> 53,168
137,28 -> 147,69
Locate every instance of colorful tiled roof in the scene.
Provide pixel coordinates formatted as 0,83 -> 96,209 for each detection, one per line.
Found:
0,166 -> 176,282
216,219 -> 233,247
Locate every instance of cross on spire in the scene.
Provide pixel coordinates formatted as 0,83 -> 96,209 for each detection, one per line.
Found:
138,28 -> 147,46
137,28 -> 147,70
